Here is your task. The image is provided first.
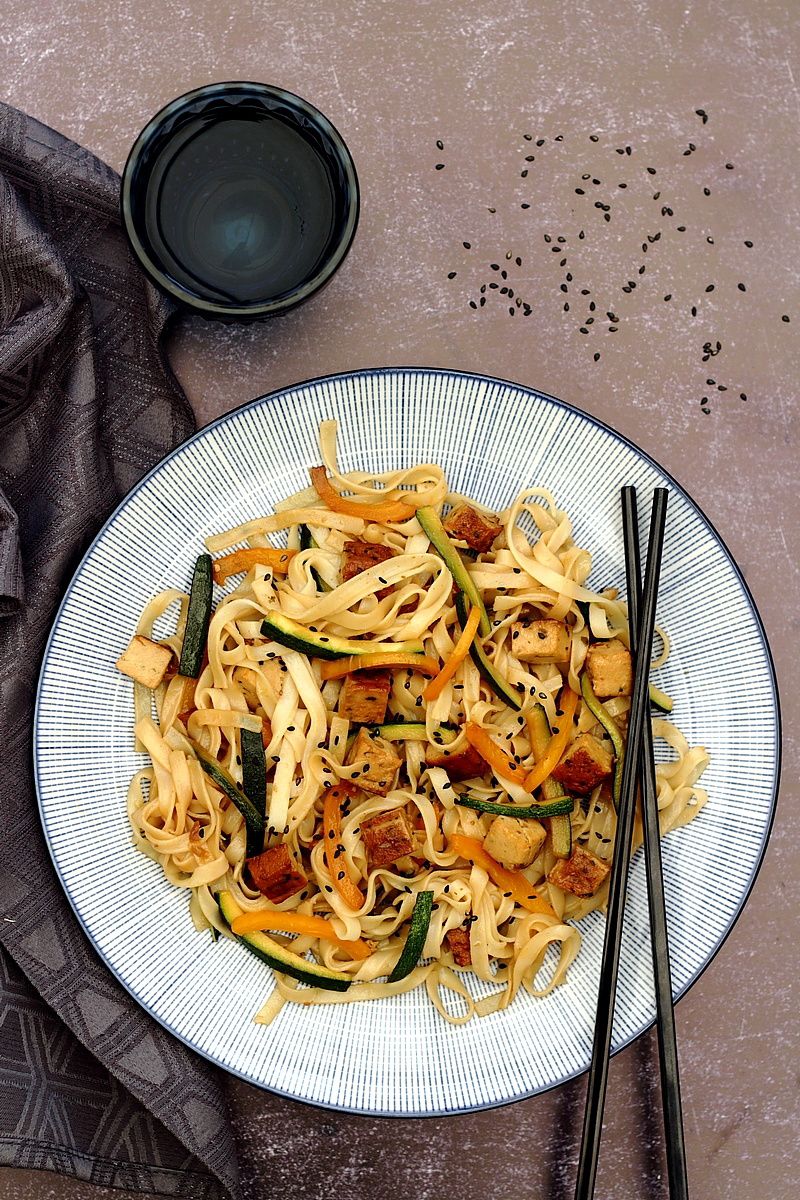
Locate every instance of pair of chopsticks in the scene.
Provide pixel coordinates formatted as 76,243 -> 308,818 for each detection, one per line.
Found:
574,486 -> 688,1200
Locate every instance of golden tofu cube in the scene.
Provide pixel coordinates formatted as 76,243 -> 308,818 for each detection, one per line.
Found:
511,617 -> 571,665
425,741 -> 485,781
360,807 -> 416,869
338,671 -> 392,725
247,844 -> 307,902
345,727 -> 401,795
585,638 -> 633,697
442,503 -> 502,553
115,635 -> 172,688
445,926 -> 472,966
483,814 -> 547,869
551,733 -> 614,795
547,846 -> 610,897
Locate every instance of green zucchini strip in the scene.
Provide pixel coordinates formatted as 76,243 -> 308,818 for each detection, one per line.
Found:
417,506 -> 491,636
455,794 -> 574,819
388,890 -> 434,982
178,554 -> 213,678
580,673 -> 625,811
454,593 -> 522,710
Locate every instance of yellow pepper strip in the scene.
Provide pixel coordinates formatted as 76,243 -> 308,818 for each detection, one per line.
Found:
422,604 -> 481,702
230,909 -> 372,959
323,785 -> 365,911
448,834 -> 558,918
464,721 -> 528,785
523,688 -> 580,791
319,653 -> 440,681
212,547 -> 296,584
310,465 -> 417,523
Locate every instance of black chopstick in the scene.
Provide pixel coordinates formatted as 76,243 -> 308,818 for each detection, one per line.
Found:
574,487 -> 669,1200
622,486 -> 689,1200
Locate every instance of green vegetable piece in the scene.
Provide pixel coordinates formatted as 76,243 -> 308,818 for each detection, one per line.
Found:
454,593 -> 522,710
217,892 -> 352,992
649,683 -> 673,712
417,506 -> 491,636
240,727 -> 267,823
581,673 -> 625,811
178,554 -> 213,678
455,794 -> 574,819
260,611 -> 424,660
188,737 -> 264,857
388,890 -> 434,982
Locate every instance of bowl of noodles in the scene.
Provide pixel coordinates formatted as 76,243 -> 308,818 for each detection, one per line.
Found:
34,368 -> 779,1114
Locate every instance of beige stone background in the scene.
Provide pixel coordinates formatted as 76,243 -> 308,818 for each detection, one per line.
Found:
1,0 -> 798,1197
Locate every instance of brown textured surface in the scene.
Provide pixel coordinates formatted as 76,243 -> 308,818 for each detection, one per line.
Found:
1,0 -> 798,1197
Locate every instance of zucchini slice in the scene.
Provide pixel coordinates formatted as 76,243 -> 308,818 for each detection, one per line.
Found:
455,794 -> 574,819
217,891 -> 352,992
346,721 -> 459,748
388,890 -> 434,983
240,727 -> 267,823
649,683 -> 673,712
188,736 -> 265,857
454,593 -> 522,710
178,554 -> 213,678
527,704 -> 573,859
580,673 -> 624,811
299,524 -> 332,593
549,814 -> 572,859
417,506 -> 491,636
260,611 -> 424,660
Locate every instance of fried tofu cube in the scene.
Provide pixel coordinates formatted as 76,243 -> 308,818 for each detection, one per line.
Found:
360,807 -> 416,869
585,638 -> 633,697
247,844 -> 307,903
483,815 -> 547,869
338,671 -> 392,725
116,635 -> 173,688
342,539 -> 396,597
425,741 -> 485,781
547,846 -> 611,897
442,503 -> 502,554
511,618 -> 571,665
551,733 -> 614,795
445,926 -> 472,967
345,727 -> 402,795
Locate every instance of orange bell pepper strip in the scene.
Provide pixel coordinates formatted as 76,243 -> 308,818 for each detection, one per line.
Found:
310,465 -> 417,523
422,604 -> 481,702
464,721 -> 528,786
524,688 -> 580,791
323,784 -> 364,910
320,653 -> 440,681
448,834 -> 558,918
212,547 -> 296,584
230,909 -> 372,959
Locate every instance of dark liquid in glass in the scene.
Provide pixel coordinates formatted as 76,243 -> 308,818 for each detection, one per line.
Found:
140,111 -> 338,305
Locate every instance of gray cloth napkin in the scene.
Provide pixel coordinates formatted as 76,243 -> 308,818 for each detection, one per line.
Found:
0,102 -> 241,1200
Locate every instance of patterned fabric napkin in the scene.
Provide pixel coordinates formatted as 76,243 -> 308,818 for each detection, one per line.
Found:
0,103 -> 241,1199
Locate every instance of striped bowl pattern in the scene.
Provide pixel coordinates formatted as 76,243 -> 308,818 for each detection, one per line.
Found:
34,369 -> 779,1115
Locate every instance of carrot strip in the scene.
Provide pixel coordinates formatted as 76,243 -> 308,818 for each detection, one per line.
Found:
423,605 -> 481,702
212,547 -> 296,584
323,784 -> 364,910
448,834 -> 558,918
310,466 -> 417,523
320,653 -> 440,681
230,909 -> 371,958
464,721 -> 528,785
524,688 -> 580,791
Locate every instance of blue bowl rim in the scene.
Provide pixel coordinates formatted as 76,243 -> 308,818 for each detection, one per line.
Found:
120,81 -> 360,317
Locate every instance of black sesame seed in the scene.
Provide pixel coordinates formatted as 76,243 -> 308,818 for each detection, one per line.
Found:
435,163 -> 445,171
575,188 -> 585,195
646,167 -> 656,175
523,133 -> 532,141
521,170 -> 528,178
525,155 -> 535,162
703,187 -> 711,196
706,237 -> 714,245
603,212 -> 611,222
463,241 -> 471,249
436,139 -> 444,149
677,225 -> 687,231
740,393 -> 747,401
691,306 -> 697,316
782,314 -> 790,322
521,203 -> 530,209
737,283 -> 746,292
447,271 -> 457,279
725,162 -> 734,170
744,240 -> 753,248
469,300 -> 477,309
594,352 -> 601,361
579,326 -> 589,334
705,284 -> 715,292
664,294 -> 672,301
